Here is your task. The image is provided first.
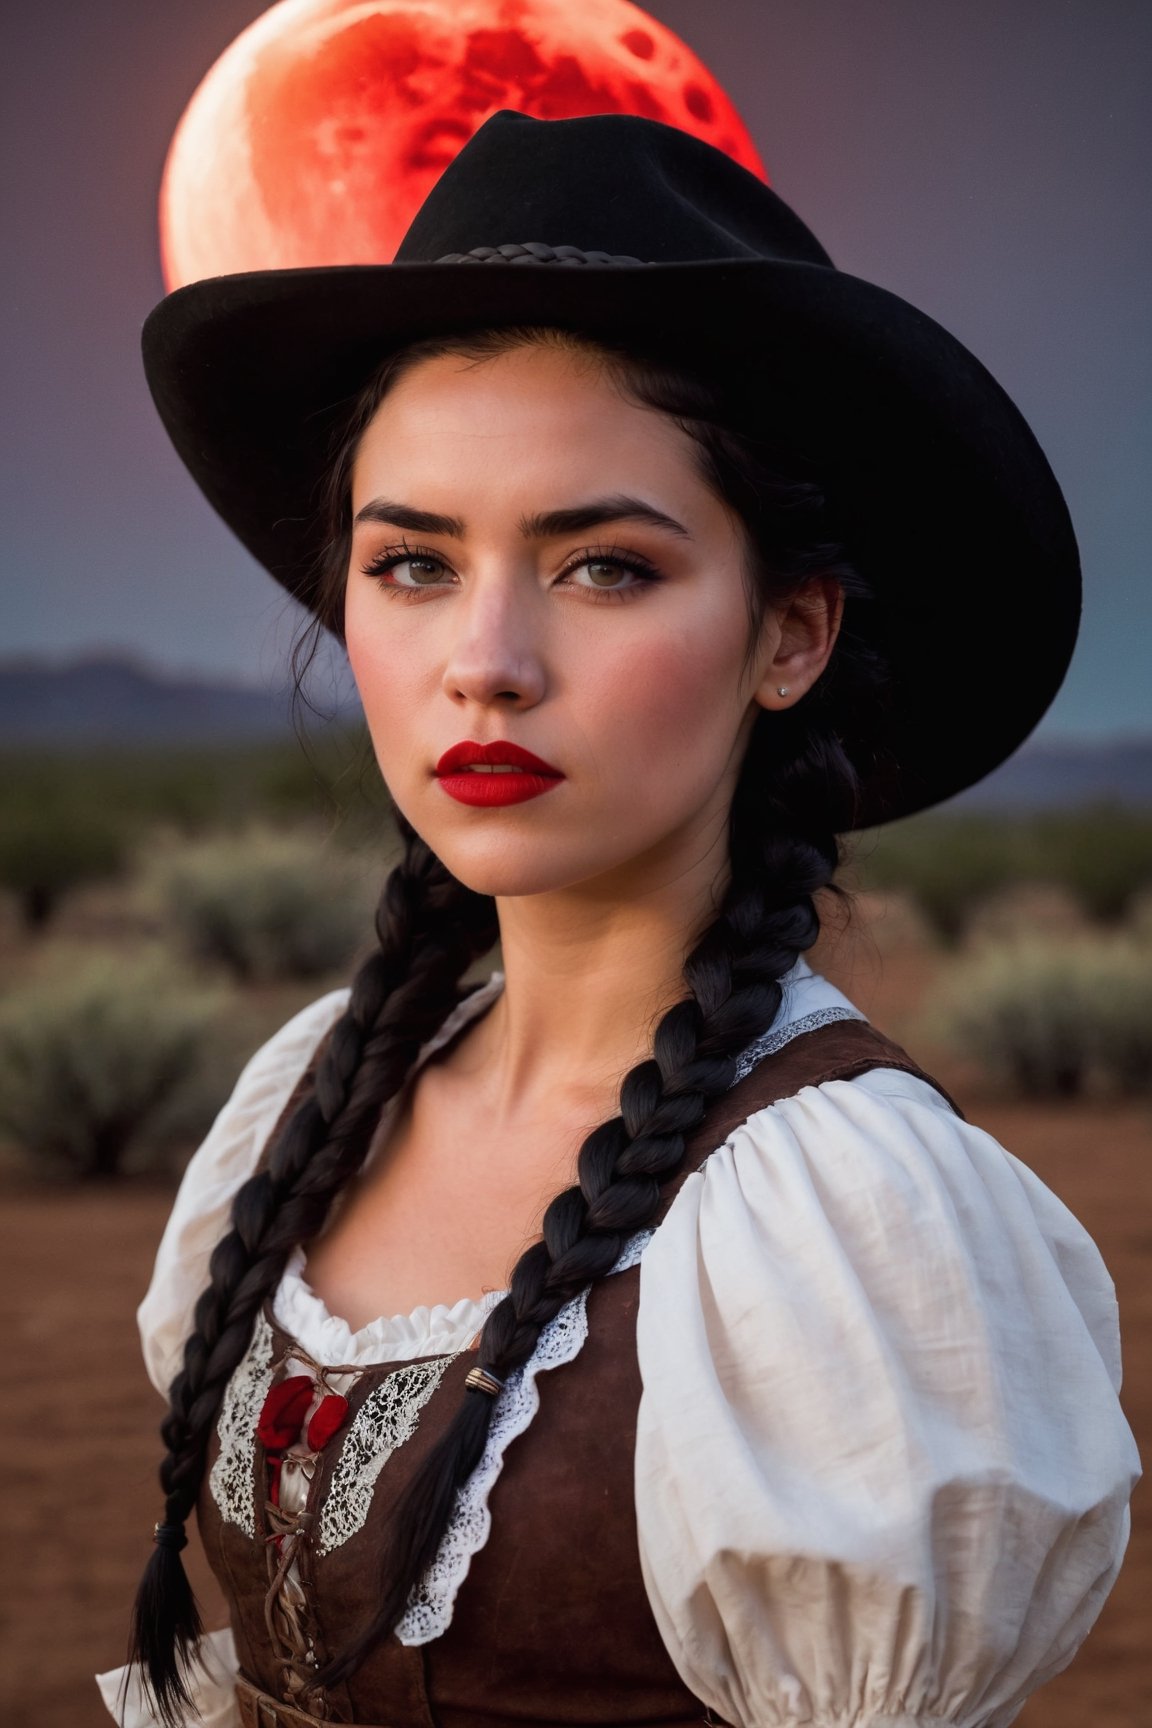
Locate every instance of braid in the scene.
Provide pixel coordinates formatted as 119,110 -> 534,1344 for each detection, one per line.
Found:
312,711 -> 858,1692
125,813 -> 498,1728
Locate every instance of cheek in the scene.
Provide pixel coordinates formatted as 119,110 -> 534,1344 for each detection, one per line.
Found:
344,603 -> 423,739
578,620 -> 743,776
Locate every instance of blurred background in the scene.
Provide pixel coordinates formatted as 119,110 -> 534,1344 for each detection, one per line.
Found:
1,2 -> 1149,1723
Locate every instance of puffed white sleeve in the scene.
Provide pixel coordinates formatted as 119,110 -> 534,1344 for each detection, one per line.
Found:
634,1067 -> 1142,1728
135,987 -> 350,1399
95,1628 -> 240,1727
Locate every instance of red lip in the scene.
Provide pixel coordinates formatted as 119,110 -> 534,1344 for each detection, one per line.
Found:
435,740 -> 563,776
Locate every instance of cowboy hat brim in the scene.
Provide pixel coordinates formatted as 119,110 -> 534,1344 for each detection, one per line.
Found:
142,249 -> 1079,830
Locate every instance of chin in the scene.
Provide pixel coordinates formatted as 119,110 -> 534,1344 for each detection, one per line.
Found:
422,832 -> 597,900
391,802 -> 629,902
385,770 -> 702,900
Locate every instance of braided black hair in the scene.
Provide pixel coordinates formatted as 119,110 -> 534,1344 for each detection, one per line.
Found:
126,324 -> 889,1723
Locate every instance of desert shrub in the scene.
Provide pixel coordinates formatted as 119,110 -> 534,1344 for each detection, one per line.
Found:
1126,884 -> 1152,945
853,804 -> 1152,940
141,825 -> 379,982
961,881 -> 1089,947
929,935 -> 1152,1098
1024,806 -> 1152,923
0,803 -> 130,929
0,728 -> 391,840
1100,959 -> 1152,1092
0,947 -> 226,1178
850,816 -> 1030,941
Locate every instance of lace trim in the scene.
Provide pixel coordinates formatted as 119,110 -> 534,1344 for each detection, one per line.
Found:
208,1309 -> 276,1538
731,1005 -> 865,1083
318,1355 -> 459,1555
394,1229 -> 653,1645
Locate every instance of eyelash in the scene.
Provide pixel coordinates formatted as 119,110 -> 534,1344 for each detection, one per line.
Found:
358,540 -> 664,604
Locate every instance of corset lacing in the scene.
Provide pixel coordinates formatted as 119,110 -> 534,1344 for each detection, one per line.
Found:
260,1337 -> 374,1714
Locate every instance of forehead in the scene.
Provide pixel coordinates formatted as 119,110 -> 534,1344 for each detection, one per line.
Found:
349,343 -> 711,507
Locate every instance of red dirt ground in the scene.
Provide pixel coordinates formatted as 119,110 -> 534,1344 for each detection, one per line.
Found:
4,932 -> 1148,1726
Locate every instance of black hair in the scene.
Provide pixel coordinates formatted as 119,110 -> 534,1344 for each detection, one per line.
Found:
127,323 -> 888,1723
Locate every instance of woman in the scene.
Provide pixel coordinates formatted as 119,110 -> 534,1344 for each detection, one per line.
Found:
98,111 -> 1139,1727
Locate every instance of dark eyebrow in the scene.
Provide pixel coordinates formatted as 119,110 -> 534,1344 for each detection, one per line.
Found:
523,497 -> 693,541
353,501 -> 464,535
352,494 -> 692,541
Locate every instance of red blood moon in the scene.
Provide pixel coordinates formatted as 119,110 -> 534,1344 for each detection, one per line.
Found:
160,0 -> 767,289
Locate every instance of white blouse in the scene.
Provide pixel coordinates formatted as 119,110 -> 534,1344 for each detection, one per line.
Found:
96,960 -> 1140,1728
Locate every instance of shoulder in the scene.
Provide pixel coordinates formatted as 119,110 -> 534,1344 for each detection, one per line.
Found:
658,1059 -> 1123,1380
228,987 -> 352,1105
633,1060 -> 1141,1725
663,958 -> 1117,1332
211,982 -> 349,1124
135,988 -> 350,1398
170,985 -> 352,1201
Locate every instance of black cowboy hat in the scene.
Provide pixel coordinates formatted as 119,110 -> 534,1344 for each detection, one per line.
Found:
141,108 -> 1080,829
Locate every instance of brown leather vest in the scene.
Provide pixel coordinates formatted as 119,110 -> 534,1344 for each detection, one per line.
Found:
196,1011 -> 964,1728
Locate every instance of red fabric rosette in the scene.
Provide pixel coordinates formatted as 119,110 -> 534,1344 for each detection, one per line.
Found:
307,1393 -> 350,1450
257,1377 -> 351,1514
257,1375 -> 314,1451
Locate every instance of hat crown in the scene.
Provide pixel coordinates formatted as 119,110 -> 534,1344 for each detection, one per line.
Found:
394,109 -> 834,271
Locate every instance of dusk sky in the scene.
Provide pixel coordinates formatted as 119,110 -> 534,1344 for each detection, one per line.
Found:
3,0 -> 1149,739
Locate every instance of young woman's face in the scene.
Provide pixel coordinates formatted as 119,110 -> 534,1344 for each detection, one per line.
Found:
343,342 -> 811,902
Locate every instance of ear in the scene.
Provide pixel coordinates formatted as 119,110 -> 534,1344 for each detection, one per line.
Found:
753,575 -> 845,710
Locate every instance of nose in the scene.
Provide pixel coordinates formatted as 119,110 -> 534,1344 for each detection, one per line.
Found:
440,571 -> 547,708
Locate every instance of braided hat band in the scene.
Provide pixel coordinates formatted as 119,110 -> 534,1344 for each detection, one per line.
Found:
434,242 -> 650,268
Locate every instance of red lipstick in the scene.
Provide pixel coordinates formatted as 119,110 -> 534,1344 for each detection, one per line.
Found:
435,740 -> 565,807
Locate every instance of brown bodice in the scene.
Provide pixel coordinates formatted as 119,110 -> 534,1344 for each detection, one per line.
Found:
196,1013 -> 964,1727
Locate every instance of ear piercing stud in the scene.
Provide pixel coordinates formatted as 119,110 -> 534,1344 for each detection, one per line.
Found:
776,686 -> 790,698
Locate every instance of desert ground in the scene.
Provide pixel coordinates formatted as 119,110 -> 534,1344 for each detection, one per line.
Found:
4,911 -> 1148,1727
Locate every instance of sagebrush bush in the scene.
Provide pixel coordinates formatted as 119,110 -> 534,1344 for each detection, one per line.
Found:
0,947 -> 226,1178
1127,885 -> 1152,945
0,729 -> 392,842
850,816 -> 1030,940
929,935 -> 1152,1098
961,881 -> 1089,946
854,804 -> 1152,940
141,825 -> 380,982
0,804 -> 129,929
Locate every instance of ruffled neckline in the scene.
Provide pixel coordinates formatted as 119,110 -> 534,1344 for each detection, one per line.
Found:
274,1244 -> 504,1363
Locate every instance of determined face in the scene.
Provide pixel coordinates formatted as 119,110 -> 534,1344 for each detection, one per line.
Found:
343,341 -> 821,905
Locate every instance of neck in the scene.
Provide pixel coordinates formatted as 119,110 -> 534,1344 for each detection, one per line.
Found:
450,839 -> 737,1126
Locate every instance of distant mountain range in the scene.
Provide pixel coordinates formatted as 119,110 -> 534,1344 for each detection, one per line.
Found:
0,652 -> 359,745
1,653 -> 1149,809
948,737 -> 1152,811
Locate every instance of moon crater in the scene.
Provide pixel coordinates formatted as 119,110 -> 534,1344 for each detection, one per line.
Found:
161,0 -> 767,287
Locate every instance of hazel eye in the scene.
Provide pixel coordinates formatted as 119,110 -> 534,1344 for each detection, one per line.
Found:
575,559 -> 633,588
559,549 -> 664,602
361,547 -> 449,589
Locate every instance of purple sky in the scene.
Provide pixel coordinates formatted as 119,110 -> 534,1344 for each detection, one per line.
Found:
3,0 -> 1149,738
